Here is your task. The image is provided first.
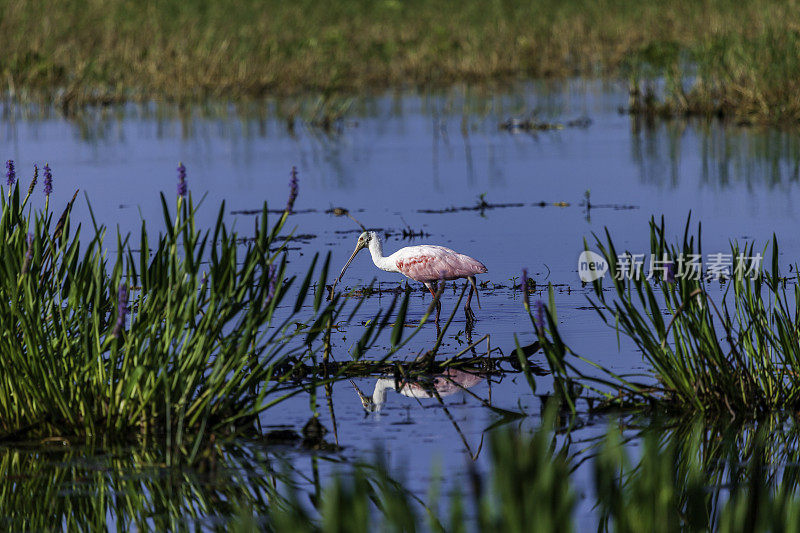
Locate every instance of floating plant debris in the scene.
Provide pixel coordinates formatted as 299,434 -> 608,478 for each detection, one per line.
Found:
499,115 -> 591,133
237,233 -> 318,244
419,202 -> 525,214
231,207 -> 317,215
499,117 -> 564,132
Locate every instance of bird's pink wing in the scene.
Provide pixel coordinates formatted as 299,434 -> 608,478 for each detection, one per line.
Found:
395,246 -> 487,282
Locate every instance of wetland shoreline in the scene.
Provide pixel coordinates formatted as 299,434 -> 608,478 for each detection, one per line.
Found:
4,0 -> 800,123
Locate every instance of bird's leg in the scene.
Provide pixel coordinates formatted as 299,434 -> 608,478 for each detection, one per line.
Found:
426,281 -> 442,315
464,278 -> 477,325
425,282 -> 442,324
425,281 -> 436,298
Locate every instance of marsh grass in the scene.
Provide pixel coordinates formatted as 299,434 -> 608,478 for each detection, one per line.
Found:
6,401 -> 800,529
527,215 -> 800,416
628,28 -> 800,124
266,411 -> 800,531
5,0 -> 800,122
3,408 -> 800,531
591,416 -> 800,532
0,443 -> 281,530
0,170 -> 434,460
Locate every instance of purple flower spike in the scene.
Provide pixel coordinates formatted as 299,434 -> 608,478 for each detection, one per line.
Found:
113,283 -> 129,337
6,160 -> 15,187
534,300 -> 545,336
43,164 -> 53,196
177,162 -> 187,198
285,166 -> 298,213
666,261 -> 676,283
267,264 -> 277,300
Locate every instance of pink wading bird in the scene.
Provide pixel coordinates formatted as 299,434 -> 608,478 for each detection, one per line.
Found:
335,231 -> 488,322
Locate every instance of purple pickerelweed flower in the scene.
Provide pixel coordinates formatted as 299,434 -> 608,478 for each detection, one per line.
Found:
177,162 -> 187,198
43,164 -> 53,196
521,268 -> 530,310
6,160 -> 15,187
665,260 -> 676,283
267,264 -> 277,300
113,283 -> 129,337
285,166 -> 298,213
534,300 -> 545,336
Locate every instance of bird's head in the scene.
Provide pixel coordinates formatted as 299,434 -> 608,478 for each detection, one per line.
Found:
336,231 -> 378,285
356,230 -> 373,250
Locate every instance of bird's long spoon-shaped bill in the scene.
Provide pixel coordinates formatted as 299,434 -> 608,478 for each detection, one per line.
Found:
327,244 -> 361,300
335,242 -> 365,285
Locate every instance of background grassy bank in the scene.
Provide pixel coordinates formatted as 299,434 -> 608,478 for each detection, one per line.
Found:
3,0 -> 800,122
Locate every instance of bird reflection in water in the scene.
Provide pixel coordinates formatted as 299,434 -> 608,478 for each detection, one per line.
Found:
350,368 -> 483,413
